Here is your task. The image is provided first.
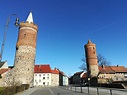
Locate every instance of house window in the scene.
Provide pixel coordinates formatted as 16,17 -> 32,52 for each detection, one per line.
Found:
39,74 -> 41,77
43,77 -> 45,79
43,74 -> 45,76
35,74 -> 37,76
39,79 -> 41,82
47,77 -> 49,80
43,82 -> 45,85
47,74 -> 49,76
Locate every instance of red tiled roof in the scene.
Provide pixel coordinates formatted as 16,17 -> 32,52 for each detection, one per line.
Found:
99,66 -> 127,73
110,66 -> 127,72
34,64 -> 51,73
0,68 -> 10,74
99,66 -> 114,73
51,69 -> 59,74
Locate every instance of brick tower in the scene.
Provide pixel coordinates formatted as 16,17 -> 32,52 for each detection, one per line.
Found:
85,39 -> 99,78
13,12 -> 38,84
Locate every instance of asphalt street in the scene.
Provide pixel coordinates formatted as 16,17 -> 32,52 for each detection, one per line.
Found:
15,86 -> 89,95
15,86 -> 127,95
30,87 -> 88,95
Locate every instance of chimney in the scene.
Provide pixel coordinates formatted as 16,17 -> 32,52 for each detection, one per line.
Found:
101,65 -> 105,69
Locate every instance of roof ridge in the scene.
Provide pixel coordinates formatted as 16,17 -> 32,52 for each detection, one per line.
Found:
109,66 -> 115,73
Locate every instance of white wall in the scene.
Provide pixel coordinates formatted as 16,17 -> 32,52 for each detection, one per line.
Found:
34,73 -> 51,86
1,61 -> 8,69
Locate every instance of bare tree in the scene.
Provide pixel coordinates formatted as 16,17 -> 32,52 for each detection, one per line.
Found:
79,53 -> 111,71
97,53 -> 110,66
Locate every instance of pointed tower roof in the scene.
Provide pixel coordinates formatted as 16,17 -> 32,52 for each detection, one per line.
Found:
87,39 -> 93,44
26,12 -> 33,23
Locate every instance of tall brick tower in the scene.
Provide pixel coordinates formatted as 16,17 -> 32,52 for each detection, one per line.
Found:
85,39 -> 99,78
13,12 -> 38,84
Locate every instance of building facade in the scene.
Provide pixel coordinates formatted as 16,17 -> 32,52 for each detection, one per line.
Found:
98,65 -> 127,83
34,64 -> 68,87
34,73 -> 51,86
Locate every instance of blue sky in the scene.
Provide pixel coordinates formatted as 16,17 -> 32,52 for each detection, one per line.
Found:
0,0 -> 127,76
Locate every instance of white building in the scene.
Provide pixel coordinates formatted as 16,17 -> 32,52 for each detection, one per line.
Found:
0,61 -> 8,69
34,64 -> 69,87
34,65 -> 52,86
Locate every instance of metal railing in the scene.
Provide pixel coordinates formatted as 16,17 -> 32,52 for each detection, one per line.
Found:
62,85 -> 127,95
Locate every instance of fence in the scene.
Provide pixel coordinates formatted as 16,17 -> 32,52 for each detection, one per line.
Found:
63,85 -> 127,95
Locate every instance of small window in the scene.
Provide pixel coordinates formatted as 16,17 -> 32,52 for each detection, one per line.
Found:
16,47 -> 18,50
43,77 -> 45,79
43,82 -> 45,85
24,34 -> 26,37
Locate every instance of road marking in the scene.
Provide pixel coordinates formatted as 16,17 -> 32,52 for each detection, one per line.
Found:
48,88 -> 54,94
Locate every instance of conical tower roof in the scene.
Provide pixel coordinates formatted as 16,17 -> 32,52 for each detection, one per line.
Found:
26,12 -> 33,23
87,39 -> 93,44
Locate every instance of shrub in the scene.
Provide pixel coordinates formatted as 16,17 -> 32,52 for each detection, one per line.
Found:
0,84 -> 29,95
23,84 -> 29,90
2,86 -> 16,95
0,87 -> 5,94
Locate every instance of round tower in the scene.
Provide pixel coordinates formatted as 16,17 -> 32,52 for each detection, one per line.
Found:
85,39 -> 99,78
13,12 -> 38,84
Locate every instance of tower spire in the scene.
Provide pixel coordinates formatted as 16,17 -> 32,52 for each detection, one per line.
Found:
87,39 -> 92,44
26,12 -> 33,23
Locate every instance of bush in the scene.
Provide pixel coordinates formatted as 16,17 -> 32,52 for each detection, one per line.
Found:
2,86 -> 16,95
0,84 -> 29,95
0,87 -> 5,94
23,84 -> 29,90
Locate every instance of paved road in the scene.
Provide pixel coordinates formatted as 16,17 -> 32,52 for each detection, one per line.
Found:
15,86 -> 127,95
29,87 -> 88,95
16,86 -> 88,95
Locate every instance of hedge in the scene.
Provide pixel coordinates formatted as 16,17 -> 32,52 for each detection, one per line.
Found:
0,84 -> 29,95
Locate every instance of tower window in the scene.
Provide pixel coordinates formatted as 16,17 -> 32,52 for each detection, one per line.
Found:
16,46 -> 18,50
24,34 -> 26,37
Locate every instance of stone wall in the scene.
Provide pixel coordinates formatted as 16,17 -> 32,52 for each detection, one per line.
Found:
1,22 -> 38,86
85,40 -> 99,78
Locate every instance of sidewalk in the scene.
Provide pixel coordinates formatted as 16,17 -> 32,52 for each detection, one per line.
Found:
15,87 -> 38,95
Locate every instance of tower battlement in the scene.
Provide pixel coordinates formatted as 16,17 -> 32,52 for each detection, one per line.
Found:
20,22 -> 38,31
